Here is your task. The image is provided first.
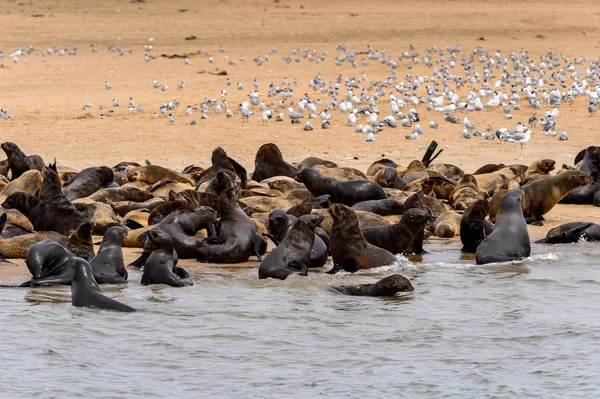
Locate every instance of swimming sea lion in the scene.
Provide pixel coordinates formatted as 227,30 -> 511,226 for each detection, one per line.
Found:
196,185 -> 267,263
328,203 -> 396,273
295,168 -> 387,207
0,142 -> 44,180
475,187 -> 530,264
63,166 -> 115,201
535,222 -> 600,244
460,200 -> 494,253
520,158 -> 556,185
90,226 -> 128,284
141,230 -> 193,287
259,214 -> 324,280
21,240 -> 79,287
71,258 -> 136,312
362,208 -> 431,254
329,274 -> 414,296
251,143 -> 299,182
449,174 -> 488,210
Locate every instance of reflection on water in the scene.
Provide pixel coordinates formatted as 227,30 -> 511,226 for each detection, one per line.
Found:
1,241 -> 600,397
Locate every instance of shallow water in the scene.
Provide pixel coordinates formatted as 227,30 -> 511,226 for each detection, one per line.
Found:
1,241 -> 600,398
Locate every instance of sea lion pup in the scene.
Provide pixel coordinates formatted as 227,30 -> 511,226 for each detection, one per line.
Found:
402,190 -> 427,254
521,170 -> 592,225
475,188 -> 530,264
1,192 -> 88,236
63,166 -> 115,201
259,214 -> 324,280
432,211 -> 462,238
296,157 -> 337,170
141,230 -> 192,287
473,167 -> 520,195
373,167 -> 418,191
203,170 -> 233,196
267,209 -> 328,268
195,147 -> 248,189
402,160 -> 430,182
415,176 -> 456,200
251,143 -> 299,182
520,159 -> 556,186
0,142 -> 44,180
128,229 -> 179,269
535,222 -> 600,244
473,164 -> 506,175
196,185 -> 267,263
295,168 -> 387,207
0,169 -> 42,203
71,258 -> 136,312
362,208 -> 431,254
90,226 -> 128,284
21,241 -> 80,287
561,146 -> 600,205
330,274 -> 414,297
427,163 -> 464,180
351,199 -> 405,216
86,186 -> 153,204
460,200 -> 494,253
153,206 -> 217,259
449,174 -> 488,211
127,165 -> 195,186
328,203 -> 396,273
366,159 -> 399,177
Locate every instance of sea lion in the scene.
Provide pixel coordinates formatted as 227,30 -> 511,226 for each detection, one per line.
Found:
402,160 -> 430,182
87,186 -> 153,204
238,195 -> 299,214
329,274 -> 414,297
63,166 -> 115,201
71,258 -> 136,312
487,189 -> 507,223
366,159 -> 399,177
264,176 -> 305,194
113,197 -> 165,217
449,174 -> 488,211
363,208 -> 431,255
1,192 -> 88,236
535,222 -> 600,244
560,146 -> 600,205
475,187 -> 530,264
373,167 -> 418,191
0,159 -> 8,176
251,143 -> 299,182
0,169 -> 42,203
427,163 -> 464,180
204,170 -> 234,196
73,201 -> 120,234
123,209 -> 150,229
473,164 -> 506,175
21,241 -> 79,287
473,167 -> 519,195
296,157 -> 337,170
267,209 -> 328,268
0,142 -> 44,180
295,168 -> 387,207
141,230 -> 193,287
90,226 -> 128,284
195,147 -> 248,189
259,214 -> 324,280
313,165 -> 368,181
127,165 -> 195,186
432,211 -> 462,238
351,199 -> 405,216
520,159 -> 556,185
195,185 -> 267,263
460,200 -> 494,253
402,190 -> 427,254
146,180 -> 193,197
328,203 -> 396,273
415,176 -> 456,200
521,171 -> 592,224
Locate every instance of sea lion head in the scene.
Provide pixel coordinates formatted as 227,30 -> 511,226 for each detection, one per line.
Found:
256,143 -> 284,162
379,167 -> 398,187
0,142 -> 20,156
458,174 -> 478,187
294,168 -> 319,184
147,229 -> 172,248
1,192 -> 28,209
268,209 -> 290,234
567,170 -> 592,186
104,225 -> 128,242
211,147 -> 228,164
327,203 -> 351,222
402,208 -> 431,227
403,190 -> 424,212
298,213 -> 324,230
126,169 -> 142,182
537,159 -> 556,173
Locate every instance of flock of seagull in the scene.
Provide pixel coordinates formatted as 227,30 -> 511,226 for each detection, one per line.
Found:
3,42 -> 600,147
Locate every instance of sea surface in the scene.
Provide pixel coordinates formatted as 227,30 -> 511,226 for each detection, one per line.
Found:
0,241 -> 599,398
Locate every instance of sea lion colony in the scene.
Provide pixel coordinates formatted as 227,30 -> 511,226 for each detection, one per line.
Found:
0,141 -> 597,312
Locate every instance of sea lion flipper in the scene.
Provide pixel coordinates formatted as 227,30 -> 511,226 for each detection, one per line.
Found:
263,233 -> 280,246
128,251 -> 150,268
250,234 -> 267,261
172,266 -> 193,286
227,156 -> 248,189
287,260 -> 308,276
202,236 -> 224,245
28,275 -> 72,287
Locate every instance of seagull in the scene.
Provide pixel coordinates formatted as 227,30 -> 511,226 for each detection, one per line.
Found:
137,104 -> 144,112
428,121 -> 438,129
225,109 -> 234,118
528,114 -> 537,127
105,81 -> 112,89
405,132 -> 419,140
261,110 -> 273,125
178,82 -> 185,89
589,104 -> 596,116
558,132 -> 569,140
112,98 -> 119,107
128,97 -> 134,106
444,113 -> 460,123
413,124 -> 423,134
168,114 -> 175,124
504,129 -> 531,149
190,119 -> 196,125
240,103 -> 253,123
275,113 -> 284,122
321,120 -> 331,129
151,112 -> 158,119
128,106 -> 135,114
288,107 -> 302,124
462,130 -> 472,139
482,133 -> 495,140
82,103 -> 93,110
303,121 -> 313,131
463,117 -> 475,131
365,132 -> 375,142
153,80 -> 160,89
161,84 -> 168,91
347,113 -> 357,124
184,57 -> 190,65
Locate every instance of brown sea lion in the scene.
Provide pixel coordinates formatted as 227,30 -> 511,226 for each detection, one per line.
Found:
427,163 -> 464,180
473,167 -> 519,195
63,166 -> 115,201
251,143 -> 299,182
449,174 -> 488,210
86,186 -> 153,204
239,196 -> 300,214
328,204 -> 396,273
0,169 -> 43,203
127,165 -> 195,185
113,197 -> 165,217
313,165 -> 368,181
195,147 -> 248,189
520,159 -> 556,185
414,176 -> 456,200
487,189 -> 507,223
366,159 -> 399,177
73,201 -> 121,234
123,209 -> 150,229
402,160 -> 429,182
473,164 -> 506,175
146,181 -> 193,197
460,199 -> 494,253
373,167 -> 418,192
264,176 -> 305,194
432,211 -> 462,238
521,171 -> 592,224
0,159 -> 9,176
362,208 -> 431,254
0,142 -> 44,180
296,157 -> 337,170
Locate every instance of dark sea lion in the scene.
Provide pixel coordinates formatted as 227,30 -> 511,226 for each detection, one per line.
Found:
560,146 -> 600,205
295,168 -> 387,207
21,240 -> 78,287
460,200 -> 494,253
363,208 -> 430,255
71,258 -> 136,312
251,143 -> 299,182
147,191 -> 197,225
402,190 -> 427,254
330,274 -> 414,296
0,142 -> 44,180
196,185 -> 267,263
402,160 -> 430,182
127,165 -> 195,185
535,222 -> 600,244
286,199 -> 313,218
195,147 -> 248,189
113,171 -> 129,186
267,209 -> 328,268
328,203 -> 396,273
90,226 -> 128,284
473,164 -> 506,175
520,159 -> 556,185
63,166 -> 114,201
128,229 -> 179,268
154,206 -> 217,259
296,157 -> 337,170
521,171 -> 592,224
449,174 -> 488,210
432,211 -> 462,238
177,189 -> 218,209
2,192 -> 88,236
259,214 -> 324,280
351,199 -> 405,216
204,170 -> 234,196
475,187 -> 530,264
141,230 -> 192,287
366,159 -> 398,177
